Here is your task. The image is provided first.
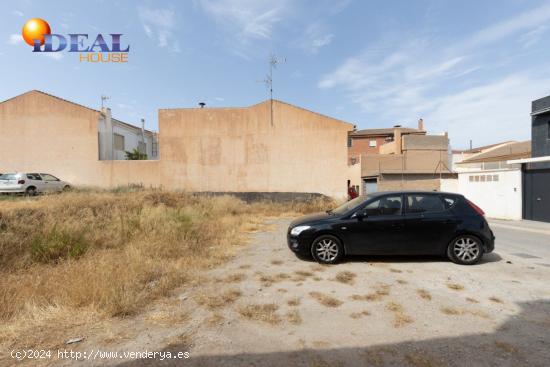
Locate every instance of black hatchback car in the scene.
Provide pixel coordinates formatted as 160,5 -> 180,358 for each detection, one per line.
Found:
287,191 -> 495,265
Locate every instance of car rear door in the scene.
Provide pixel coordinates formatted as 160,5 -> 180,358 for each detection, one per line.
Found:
343,194 -> 406,255
403,193 -> 458,255
26,173 -> 44,191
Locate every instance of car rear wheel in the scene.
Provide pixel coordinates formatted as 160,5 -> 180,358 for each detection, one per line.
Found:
25,186 -> 37,196
63,185 -> 71,192
447,235 -> 483,265
311,235 -> 343,264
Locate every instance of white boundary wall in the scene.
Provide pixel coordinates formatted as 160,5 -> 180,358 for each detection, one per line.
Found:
457,169 -> 522,220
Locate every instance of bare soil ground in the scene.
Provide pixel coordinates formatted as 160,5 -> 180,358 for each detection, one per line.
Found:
7,218 -> 550,367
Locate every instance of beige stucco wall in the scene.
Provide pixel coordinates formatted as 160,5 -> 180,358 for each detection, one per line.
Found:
0,91 -> 161,188
1,93 -> 358,199
159,100 -> 356,198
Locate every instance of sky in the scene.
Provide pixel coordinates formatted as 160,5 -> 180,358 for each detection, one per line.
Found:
1,0 -> 550,149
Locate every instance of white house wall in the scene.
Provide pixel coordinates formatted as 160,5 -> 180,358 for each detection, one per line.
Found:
458,169 -> 522,220
111,124 -> 154,160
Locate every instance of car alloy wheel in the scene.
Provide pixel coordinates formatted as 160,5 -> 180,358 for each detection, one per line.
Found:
314,238 -> 339,262
449,235 -> 482,264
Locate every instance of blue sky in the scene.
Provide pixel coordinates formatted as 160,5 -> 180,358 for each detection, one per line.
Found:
1,0 -> 550,148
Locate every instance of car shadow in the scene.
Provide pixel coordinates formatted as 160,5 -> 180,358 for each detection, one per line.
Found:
294,252 -> 503,265
116,299 -> 550,366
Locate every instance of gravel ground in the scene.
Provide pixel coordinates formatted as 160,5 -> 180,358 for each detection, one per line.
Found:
52,217 -> 550,367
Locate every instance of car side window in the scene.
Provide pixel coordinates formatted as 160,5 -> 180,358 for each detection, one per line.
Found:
27,173 -> 42,180
364,195 -> 402,216
441,195 -> 457,209
40,174 -> 59,181
406,194 -> 445,214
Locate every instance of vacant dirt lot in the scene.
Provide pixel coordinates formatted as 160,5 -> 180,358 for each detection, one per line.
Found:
29,217 -> 548,367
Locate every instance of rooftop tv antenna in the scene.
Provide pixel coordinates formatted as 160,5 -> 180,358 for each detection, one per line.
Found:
101,95 -> 110,109
261,53 -> 285,126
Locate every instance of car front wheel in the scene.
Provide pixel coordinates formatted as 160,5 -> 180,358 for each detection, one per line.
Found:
447,235 -> 483,265
311,235 -> 343,264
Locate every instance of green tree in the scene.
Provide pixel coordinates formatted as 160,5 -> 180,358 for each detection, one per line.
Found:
125,148 -> 148,160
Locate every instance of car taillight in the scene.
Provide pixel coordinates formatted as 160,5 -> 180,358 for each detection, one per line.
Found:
466,199 -> 485,216
17,179 -> 25,185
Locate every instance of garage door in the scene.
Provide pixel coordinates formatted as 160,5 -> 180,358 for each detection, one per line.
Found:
523,168 -> 550,222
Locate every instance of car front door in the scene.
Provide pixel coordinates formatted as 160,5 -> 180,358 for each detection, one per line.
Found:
40,173 -> 62,192
403,194 -> 458,255
343,194 -> 406,255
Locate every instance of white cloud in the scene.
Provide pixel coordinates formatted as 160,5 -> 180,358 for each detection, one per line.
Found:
459,3 -> 550,50
299,22 -> 333,54
7,34 -> 22,45
519,24 -> 548,49
198,0 -> 290,41
425,74 -> 550,147
138,6 -> 179,50
318,4 -> 550,147
12,10 -> 24,17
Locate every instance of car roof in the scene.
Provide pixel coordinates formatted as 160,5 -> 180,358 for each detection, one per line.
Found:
367,190 -> 463,197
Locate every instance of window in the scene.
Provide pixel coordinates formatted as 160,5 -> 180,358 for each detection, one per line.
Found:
474,176 -> 480,182
369,140 -> 377,147
40,174 -> 59,181
347,136 -> 353,148
406,194 -> 445,214
114,133 -> 125,151
27,173 -> 42,180
138,141 -> 147,154
469,176 -> 474,182
493,174 -> 499,182
487,175 -> 493,182
363,195 -> 402,216
480,175 -> 486,182
441,195 -> 457,210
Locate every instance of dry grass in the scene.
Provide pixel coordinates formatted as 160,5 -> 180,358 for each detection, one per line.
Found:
350,284 -> 390,302
221,273 -> 247,283
440,306 -> 462,316
195,289 -> 242,310
404,353 -> 441,367
270,260 -> 283,265
396,279 -> 408,284
286,309 -> 302,325
206,313 -> 224,327
237,303 -> 281,325
287,297 -> 301,307
333,271 -> 357,285
257,272 -> 291,286
417,289 -> 432,301
494,341 -> 519,354
389,268 -> 402,273
309,292 -> 343,307
466,297 -> 479,303
446,282 -> 465,291
489,296 -> 504,304
385,302 -> 413,327
350,310 -> 370,319
0,190 -> 332,344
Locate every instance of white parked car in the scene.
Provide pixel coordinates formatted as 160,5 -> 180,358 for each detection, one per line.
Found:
0,172 -> 71,195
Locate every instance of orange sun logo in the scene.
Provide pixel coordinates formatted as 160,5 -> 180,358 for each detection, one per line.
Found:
22,18 -> 51,46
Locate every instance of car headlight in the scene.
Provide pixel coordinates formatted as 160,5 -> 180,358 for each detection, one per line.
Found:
290,225 -> 311,236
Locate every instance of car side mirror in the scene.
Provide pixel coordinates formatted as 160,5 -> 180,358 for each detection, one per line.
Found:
353,210 -> 368,220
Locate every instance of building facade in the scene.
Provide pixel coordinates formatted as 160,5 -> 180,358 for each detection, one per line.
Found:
0,91 -> 359,199
348,120 -> 453,194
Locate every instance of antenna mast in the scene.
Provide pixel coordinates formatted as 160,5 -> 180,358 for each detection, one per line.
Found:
101,95 -> 110,109
262,53 -> 285,126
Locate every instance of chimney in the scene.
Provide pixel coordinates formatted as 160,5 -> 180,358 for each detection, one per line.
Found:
418,118 -> 424,131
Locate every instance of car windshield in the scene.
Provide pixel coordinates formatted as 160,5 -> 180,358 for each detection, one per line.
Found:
329,195 -> 370,215
0,173 -> 19,180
